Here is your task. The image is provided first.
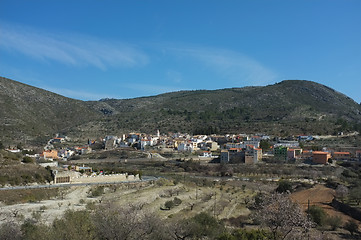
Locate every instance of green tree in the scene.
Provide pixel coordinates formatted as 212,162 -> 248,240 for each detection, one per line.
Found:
260,140 -> 271,152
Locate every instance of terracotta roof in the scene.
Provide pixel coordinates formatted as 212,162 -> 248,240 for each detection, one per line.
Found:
333,152 -> 350,155
313,151 -> 329,155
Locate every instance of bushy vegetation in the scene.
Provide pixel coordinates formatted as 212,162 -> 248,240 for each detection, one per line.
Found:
0,188 -> 59,205
2,77 -> 361,144
307,205 -> 327,226
163,197 -> 182,210
275,180 -> 293,193
0,205 -> 229,240
218,229 -> 272,240
89,186 -> 104,198
0,164 -> 52,186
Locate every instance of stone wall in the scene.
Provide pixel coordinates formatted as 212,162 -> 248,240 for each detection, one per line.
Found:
71,173 -> 140,184
54,171 -> 140,184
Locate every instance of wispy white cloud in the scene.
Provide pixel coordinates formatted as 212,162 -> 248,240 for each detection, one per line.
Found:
0,22 -> 148,70
166,45 -> 278,86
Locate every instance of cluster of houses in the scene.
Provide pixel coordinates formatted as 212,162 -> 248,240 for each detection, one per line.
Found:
5,132 -> 360,186
9,132 -> 361,167
271,143 -> 361,164
94,132 -> 361,165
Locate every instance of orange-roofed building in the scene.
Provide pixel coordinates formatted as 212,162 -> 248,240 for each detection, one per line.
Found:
288,148 -> 303,161
43,150 -> 59,159
312,151 -> 331,164
229,148 -> 241,153
332,152 -> 351,160
302,150 -> 312,159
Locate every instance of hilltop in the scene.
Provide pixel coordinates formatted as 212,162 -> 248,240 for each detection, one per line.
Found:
85,80 -> 361,136
1,77 -> 360,145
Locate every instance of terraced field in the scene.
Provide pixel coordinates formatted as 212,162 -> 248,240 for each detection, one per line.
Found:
0,179 -> 255,225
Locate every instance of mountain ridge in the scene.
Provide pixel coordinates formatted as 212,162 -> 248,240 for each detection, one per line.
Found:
1,77 -> 360,145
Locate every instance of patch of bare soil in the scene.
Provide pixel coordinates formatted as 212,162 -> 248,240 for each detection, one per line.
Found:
291,184 -> 360,227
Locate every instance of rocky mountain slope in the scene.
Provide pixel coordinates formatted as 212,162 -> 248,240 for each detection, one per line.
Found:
0,77 -> 100,145
1,77 -> 360,145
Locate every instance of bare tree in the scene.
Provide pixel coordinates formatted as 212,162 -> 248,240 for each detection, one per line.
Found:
253,192 -> 313,240
0,222 -> 22,240
93,203 -> 168,240
335,185 -> 348,202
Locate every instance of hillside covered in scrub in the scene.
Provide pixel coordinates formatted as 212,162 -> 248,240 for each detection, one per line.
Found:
1,77 -> 361,145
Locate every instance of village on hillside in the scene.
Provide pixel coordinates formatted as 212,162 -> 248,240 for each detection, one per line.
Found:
4,130 -> 360,186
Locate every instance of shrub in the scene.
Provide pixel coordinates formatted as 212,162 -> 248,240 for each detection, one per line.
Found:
22,156 -> 34,163
89,186 -> 104,198
275,180 -> 293,193
326,215 -> 342,231
307,205 -> 327,226
344,220 -> 358,235
218,228 -> 272,240
164,200 -> 175,210
173,197 -> 182,206
191,212 -> 225,238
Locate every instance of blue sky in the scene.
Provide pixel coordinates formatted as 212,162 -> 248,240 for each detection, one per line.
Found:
0,0 -> 360,103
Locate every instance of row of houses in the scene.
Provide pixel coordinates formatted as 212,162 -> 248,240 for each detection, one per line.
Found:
40,132 -> 361,165
40,146 -> 91,161
102,132 -> 221,152
273,146 -> 361,164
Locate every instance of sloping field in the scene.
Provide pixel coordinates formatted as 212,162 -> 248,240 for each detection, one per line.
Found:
291,184 -> 360,226
0,180 -> 253,225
